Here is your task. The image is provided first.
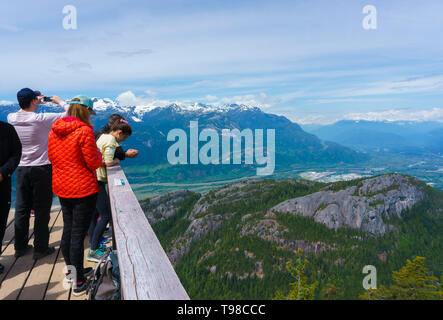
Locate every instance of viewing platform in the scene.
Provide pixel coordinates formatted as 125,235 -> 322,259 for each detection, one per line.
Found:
0,166 -> 189,300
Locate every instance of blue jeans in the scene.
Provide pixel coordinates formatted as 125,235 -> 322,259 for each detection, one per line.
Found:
88,181 -> 111,251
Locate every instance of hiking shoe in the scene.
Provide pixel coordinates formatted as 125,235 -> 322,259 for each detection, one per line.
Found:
33,247 -> 56,260
0,263 -> 4,274
14,244 -> 33,258
65,267 -> 93,283
72,281 -> 89,296
87,249 -> 105,263
100,237 -> 111,246
103,229 -> 112,238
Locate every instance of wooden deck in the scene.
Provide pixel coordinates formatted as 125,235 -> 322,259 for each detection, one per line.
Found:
0,207 -> 98,300
1,166 -> 189,300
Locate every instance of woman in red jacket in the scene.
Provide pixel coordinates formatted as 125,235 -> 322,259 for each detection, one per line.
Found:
48,95 -> 102,296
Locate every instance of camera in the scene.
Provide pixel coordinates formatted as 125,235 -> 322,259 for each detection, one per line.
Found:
42,96 -> 52,102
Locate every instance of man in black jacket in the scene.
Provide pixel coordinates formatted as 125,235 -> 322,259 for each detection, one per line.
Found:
0,121 -> 22,273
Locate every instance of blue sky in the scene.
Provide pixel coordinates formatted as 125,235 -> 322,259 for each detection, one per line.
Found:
1,0 -> 443,124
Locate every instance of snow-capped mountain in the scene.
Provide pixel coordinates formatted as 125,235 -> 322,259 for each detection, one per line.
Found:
89,98 -> 260,120
0,98 -> 368,173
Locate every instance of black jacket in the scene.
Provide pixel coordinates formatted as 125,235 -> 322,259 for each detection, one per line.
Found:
0,120 -> 22,180
94,124 -> 126,161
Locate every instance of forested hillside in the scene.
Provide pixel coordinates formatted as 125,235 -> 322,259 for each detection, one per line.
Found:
141,173 -> 443,299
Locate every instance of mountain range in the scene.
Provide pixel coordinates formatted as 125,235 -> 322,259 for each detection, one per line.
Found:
303,120 -> 443,156
0,99 -> 368,182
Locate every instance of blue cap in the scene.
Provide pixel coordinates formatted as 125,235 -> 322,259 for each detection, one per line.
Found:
69,95 -> 96,115
17,88 -> 42,109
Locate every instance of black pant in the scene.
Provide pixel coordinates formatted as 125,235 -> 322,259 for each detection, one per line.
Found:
59,193 -> 98,283
0,178 -> 12,252
14,165 -> 53,253
88,182 -> 111,251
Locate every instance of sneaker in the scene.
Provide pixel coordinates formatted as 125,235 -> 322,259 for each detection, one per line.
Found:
98,243 -> 109,252
100,237 -> 111,246
72,281 -> 89,296
65,267 -> 93,283
103,229 -> 112,238
33,247 -> 56,260
87,249 -> 105,263
14,244 -> 33,258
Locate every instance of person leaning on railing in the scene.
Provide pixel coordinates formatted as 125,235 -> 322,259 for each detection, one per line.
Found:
95,114 -> 138,159
87,119 -> 132,263
48,95 -> 103,296
93,114 -> 138,242
0,121 -> 22,274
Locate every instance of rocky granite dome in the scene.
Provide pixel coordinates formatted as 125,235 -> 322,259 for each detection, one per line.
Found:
267,174 -> 424,235
140,173 -> 442,299
143,174 -> 427,264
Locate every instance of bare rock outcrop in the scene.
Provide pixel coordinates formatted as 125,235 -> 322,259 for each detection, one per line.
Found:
241,219 -> 333,254
267,174 -> 424,235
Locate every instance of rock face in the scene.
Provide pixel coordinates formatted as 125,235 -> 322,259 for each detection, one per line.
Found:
168,214 -> 225,264
141,190 -> 197,224
187,180 -> 256,220
241,219 -> 333,254
267,174 -> 424,235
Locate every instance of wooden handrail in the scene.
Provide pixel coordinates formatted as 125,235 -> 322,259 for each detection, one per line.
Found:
107,165 -> 190,300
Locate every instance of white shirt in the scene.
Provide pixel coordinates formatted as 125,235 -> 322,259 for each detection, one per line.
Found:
7,102 -> 69,167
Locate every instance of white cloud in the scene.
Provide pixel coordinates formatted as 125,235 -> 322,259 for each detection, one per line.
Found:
66,62 -> 93,71
107,49 -> 153,58
343,107 -> 443,122
115,90 -> 175,107
328,74 -> 443,98
204,95 -> 218,101
0,24 -> 21,32
144,89 -> 157,97
287,107 -> 443,125
116,91 -> 147,105
115,91 -> 283,110
215,93 -> 280,109
0,100 -> 14,106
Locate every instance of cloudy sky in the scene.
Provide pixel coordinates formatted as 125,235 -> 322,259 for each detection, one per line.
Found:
1,0 -> 443,124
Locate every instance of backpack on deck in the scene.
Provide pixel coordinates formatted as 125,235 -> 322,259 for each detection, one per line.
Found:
87,248 -> 121,300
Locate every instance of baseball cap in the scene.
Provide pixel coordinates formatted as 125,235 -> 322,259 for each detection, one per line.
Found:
17,88 -> 42,109
69,95 -> 97,115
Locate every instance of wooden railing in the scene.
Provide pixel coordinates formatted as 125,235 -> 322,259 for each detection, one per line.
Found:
107,165 -> 190,300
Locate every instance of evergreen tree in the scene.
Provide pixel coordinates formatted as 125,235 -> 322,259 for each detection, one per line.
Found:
360,256 -> 440,300
321,283 -> 342,300
274,249 -> 318,300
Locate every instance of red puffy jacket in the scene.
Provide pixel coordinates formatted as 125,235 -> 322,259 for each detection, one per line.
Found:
48,116 -> 103,198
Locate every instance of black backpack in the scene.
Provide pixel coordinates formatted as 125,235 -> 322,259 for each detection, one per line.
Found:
87,248 -> 121,300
